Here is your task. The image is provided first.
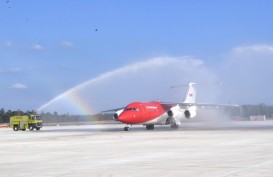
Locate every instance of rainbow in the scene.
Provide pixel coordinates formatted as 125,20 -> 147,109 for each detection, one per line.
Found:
37,89 -> 96,115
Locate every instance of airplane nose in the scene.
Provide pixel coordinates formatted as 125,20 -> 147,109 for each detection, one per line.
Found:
118,113 -> 131,123
117,114 -> 126,123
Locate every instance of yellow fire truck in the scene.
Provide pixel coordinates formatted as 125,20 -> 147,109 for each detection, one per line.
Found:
9,115 -> 43,131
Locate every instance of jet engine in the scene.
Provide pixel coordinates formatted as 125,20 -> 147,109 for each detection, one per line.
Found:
167,105 -> 183,128
184,110 -> 191,118
113,109 -> 124,121
168,105 -> 197,119
184,106 -> 197,119
167,110 -> 174,117
167,110 -> 182,118
167,105 -> 183,118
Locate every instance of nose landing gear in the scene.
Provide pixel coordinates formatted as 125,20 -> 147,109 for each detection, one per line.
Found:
124,126 -> 130,131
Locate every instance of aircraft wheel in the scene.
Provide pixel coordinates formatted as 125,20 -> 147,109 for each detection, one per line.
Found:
170,118 -> 179,129
171,123 -> 179,129
124,127 -> 130,131
146,124 -> 154,130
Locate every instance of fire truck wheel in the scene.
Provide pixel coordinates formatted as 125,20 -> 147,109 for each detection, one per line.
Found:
29,125 -> 34,131
13,125 -> 19,131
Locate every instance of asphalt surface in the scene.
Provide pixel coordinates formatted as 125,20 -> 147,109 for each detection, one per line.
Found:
1,121 -> 273,177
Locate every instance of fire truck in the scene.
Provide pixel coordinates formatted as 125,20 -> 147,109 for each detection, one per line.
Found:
9,115 -> 43,131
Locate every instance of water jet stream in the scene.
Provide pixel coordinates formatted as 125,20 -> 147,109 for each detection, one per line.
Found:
37,57 -> 217,115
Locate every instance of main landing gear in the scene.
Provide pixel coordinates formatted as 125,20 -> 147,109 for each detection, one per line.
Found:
170,123 -> 179,129
170,118 -> 180,129
146,124 -> 154,130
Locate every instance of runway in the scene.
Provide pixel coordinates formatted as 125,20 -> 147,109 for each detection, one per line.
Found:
1,121 -> 273,177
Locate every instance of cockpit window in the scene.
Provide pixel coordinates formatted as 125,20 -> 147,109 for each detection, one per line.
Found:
32,116 -> 42,120
125,107 -> 139,111
35,116 -> 42,120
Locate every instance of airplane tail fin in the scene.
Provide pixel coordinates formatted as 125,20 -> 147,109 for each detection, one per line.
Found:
183,83 -> 197,104
170,82 -> 197,104
170,82 -> 223,104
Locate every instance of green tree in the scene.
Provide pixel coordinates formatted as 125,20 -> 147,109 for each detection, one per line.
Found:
0,108 -> 5,123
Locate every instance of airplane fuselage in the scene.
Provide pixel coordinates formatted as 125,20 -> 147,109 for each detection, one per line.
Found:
117,102 -> 173,125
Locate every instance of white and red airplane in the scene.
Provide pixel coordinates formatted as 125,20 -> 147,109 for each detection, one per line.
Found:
108,82 -> 234,131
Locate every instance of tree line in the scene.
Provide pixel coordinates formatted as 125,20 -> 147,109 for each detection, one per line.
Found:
0,109 -> 111,124
0,108 -> 36,123
1,104 -> 273,124
240,104 -> 273,118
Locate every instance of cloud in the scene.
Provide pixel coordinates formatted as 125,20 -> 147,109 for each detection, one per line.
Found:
11,83 -> 28,89
60,41 -> 74,48
219,44 -> 273,105
232,44 -> 273,53
32,44 -> 43,50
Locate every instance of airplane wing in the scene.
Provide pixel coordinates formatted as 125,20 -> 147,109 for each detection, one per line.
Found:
194,103 -> 239,108
101,107 -> 124,114
161,102 -> 239,108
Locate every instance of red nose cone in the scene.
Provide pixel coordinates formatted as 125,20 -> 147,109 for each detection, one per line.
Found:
118,112 -> 135,124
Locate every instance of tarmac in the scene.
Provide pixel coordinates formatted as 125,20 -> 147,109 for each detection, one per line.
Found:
1,121 -> 273,177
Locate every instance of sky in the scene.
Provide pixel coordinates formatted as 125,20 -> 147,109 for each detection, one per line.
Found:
1,0 -> 273,114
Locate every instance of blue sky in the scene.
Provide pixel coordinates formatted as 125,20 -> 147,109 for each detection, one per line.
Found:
1,1 -> 273,114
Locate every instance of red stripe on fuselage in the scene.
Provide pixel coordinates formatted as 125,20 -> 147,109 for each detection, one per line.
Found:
118,102 -> 172,124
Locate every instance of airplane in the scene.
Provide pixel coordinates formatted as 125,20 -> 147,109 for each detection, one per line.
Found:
106,82 -> 236,131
